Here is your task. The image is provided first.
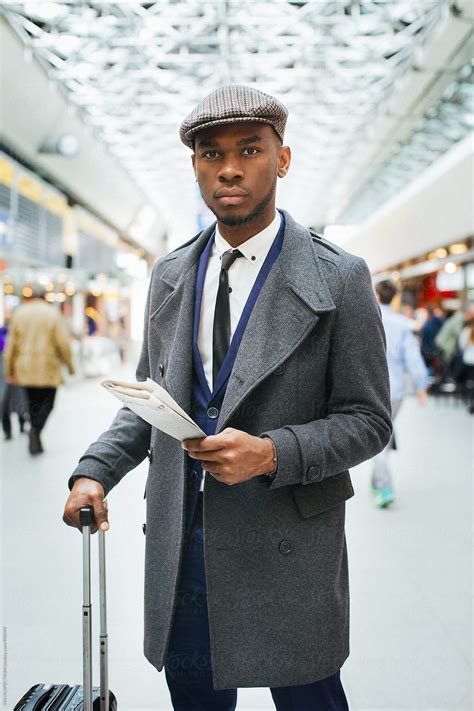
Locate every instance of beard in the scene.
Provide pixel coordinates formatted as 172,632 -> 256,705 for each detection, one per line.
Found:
204,186 -> 275,227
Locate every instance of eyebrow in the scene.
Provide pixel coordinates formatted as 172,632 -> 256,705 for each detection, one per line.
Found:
196,134 -> 264,149
197,138 -> 219,148
237,135 -> 263,146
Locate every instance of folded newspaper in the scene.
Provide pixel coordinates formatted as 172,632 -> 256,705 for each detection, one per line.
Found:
101,377 -> 206,441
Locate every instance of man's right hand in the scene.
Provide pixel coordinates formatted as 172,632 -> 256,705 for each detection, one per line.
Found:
63,477 -> 109,534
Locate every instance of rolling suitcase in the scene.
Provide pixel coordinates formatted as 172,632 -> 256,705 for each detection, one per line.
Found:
14,507 -> 117,710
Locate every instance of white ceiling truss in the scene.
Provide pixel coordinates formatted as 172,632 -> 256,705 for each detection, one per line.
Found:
1,0 -> 472,242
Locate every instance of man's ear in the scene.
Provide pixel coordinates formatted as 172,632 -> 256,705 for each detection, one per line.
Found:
191,154 -> 198,181
277,146 -> 291,178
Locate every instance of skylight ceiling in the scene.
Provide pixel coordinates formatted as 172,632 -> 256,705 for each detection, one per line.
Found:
341,59 -> 473,224
2,0 -> 469,241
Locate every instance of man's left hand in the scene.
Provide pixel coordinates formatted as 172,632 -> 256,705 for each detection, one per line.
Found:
182,428 -> 275,485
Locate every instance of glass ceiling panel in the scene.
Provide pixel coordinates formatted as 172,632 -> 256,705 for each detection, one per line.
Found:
2,0 -> 467,234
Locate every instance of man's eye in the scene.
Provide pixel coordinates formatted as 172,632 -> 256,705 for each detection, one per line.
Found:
242,147 -> 259,155
202,150 -> 220,159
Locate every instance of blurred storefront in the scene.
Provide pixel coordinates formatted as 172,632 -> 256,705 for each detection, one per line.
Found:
0,151 -> 150,375
374,236 -> 474,315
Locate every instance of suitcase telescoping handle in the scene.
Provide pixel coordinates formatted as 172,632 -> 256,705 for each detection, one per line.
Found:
80,506 -> 109,711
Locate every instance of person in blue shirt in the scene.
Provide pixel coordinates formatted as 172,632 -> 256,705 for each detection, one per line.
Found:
373,280 -> 429,508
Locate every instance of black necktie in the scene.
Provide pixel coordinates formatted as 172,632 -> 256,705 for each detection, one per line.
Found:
212,248 -> 244,388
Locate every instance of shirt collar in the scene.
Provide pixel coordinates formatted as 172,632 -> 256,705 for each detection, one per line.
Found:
214,210 -> 281,264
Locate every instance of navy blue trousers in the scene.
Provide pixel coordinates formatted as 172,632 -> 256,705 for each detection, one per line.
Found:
164,493 -> 349,711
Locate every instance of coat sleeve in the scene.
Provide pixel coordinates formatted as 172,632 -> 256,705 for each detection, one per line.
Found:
67,269 -> 155,496
260,258 -> 392,489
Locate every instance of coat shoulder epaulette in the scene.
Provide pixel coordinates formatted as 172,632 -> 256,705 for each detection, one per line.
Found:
309,229 -> 343,257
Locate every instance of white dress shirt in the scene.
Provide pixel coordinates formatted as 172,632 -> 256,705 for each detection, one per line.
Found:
196,210 -> 282,490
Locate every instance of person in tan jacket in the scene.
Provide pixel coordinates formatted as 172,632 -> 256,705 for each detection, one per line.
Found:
4,284 -> 75,454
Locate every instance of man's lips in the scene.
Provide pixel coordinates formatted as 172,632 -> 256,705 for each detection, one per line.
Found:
215,189 -> 248,206
217,195 -> 247,205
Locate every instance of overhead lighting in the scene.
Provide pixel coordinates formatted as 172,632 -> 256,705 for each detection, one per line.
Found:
449,243 -> 467,255
444,262 -> 457,273
39,133 -> 80,157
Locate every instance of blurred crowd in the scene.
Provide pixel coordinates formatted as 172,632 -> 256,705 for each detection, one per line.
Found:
401,300 -> 474,399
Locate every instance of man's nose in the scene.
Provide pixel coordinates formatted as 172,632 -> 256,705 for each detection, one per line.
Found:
217,158 -> 244,182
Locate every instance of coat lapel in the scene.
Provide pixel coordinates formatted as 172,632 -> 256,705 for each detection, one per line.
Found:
216,211 -> 336,432
150,224 -> 214,414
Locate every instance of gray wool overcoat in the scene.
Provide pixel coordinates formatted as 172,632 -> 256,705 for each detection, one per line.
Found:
70,210 -> 392,689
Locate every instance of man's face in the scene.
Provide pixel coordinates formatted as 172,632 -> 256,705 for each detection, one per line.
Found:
192,122 -> 291,227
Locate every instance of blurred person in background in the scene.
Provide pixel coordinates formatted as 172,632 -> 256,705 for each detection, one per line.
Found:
4,283 -> 75,454
419,305 -> 445,375
1,312 -> 29,440
435,304 -> 474,381
456,310 -> 474,414
2,381 -> 29,440
374,280 -> 429,508
400,302 -> 420,332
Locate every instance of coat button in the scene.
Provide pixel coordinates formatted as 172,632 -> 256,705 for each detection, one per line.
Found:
279,540 -> 292,555
274,363 -> 286,375
147,448 -> 153,463
159,363 -> 164,377
191,470 -> 199,482
207,406 -> 219,419
307,466 -> 321,481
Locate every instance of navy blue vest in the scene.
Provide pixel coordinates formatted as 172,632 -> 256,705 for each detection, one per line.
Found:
184,213 -> 286,536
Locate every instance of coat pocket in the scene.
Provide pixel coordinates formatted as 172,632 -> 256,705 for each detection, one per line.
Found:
292,470 -> 354,518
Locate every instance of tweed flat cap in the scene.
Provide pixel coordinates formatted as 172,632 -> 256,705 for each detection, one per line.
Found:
180,85 -> 288,148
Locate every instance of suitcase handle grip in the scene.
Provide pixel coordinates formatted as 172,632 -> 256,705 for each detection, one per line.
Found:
80,505 -> 95,528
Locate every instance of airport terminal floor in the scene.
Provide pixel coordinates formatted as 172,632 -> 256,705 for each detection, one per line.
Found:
1,364 -> 471,710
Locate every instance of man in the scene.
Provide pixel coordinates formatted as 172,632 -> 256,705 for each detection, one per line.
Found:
4,284 -> 75,454
373,280 -> 428,508
64,86 -> 391,710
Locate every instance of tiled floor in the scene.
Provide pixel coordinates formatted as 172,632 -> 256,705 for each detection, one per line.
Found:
1,369 -> 472,710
